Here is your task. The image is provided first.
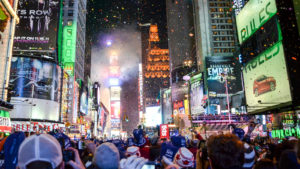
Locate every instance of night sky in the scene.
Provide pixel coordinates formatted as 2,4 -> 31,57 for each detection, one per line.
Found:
86,0 -> 168,48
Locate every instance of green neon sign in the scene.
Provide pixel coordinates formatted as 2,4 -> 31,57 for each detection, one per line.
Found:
272,127 -> 300,139
61,23 -> 77,76
237,0 -> 277,44
62,24 -> 77,63
190,73 -> 202,84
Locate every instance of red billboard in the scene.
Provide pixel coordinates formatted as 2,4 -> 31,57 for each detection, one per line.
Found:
160,124 -> 169,139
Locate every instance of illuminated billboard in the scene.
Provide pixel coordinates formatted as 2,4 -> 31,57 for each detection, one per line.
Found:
13,0 -> 60,53
243,42 -> 292,113
206,56 -> 242,97
145,106 -> 162,127
61,23 -> 77,75
111,101 -> 120,119
109,78 -> 120,86
10,57 -> 61,101
9,57 -> 61,121
80,87 -> 88,115
190,73 -> 205,115
236,0 -> 277,44
110,86 -> 121,101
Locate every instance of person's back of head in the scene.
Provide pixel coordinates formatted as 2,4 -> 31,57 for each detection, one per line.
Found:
254,159 -> 276,169
93,142 -> 120,169
207,134 -> 244,169
17,134 -> 64,169
279,149 -> 300,169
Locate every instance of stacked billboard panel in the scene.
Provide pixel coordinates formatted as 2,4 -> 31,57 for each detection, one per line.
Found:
237,0 -> 292,113
190,73 -> 205,115
205,56 -> 243,114
14,0 -> 60,57
9,57 -> 61,121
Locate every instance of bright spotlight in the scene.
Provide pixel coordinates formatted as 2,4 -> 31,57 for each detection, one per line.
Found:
106,40 -> 112,46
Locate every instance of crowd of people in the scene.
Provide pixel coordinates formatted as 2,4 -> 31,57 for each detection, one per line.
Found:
0,123 -> 300,169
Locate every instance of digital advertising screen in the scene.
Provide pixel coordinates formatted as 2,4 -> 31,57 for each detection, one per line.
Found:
236,0 -> 277,44
110,86 -> 121,101
243,42 -> 292,113
80,87 -> 88,115
10,57 -> 61,101
111,101 -> 120,119
145,106 -> 162,127
190,73 -> 205,115
9,57 -> 61,121
206,56 -> 242,98
14,0 -> 60,53
171,81 -> 188,102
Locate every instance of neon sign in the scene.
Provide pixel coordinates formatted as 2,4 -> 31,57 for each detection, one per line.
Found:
271,127 -> 300,139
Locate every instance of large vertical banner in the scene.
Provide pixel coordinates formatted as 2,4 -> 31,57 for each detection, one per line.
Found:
243,42 -> 292,112
206,56 -> 242,97
190,73 -> 205,115
9,57 -> 61,121
14,0 -> 60,54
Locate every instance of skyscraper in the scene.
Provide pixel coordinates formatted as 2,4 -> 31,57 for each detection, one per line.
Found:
166,0 -> 197,116
166,0 -> 197,83
193,0 -> 244,114
62,0 -> 87,81
193,0 -> 238,71
143,25 -> 170,109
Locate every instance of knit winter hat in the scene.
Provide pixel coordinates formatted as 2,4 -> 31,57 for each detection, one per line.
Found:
171,135 -> 186,148
160,142 -> 179,162
173,147 -> 194,168
233,128 -> 245,140
243,143 -> 255,169
93,142 -> 120,169
126,146 -> 141,157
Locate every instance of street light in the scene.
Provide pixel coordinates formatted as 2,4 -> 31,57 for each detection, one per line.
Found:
220,69 -> 231,124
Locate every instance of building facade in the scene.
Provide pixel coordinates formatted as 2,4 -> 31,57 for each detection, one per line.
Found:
62,0 -> 86,81
143,25 -> 170,108
193,0 -> 238,71
166,0 -> 197,82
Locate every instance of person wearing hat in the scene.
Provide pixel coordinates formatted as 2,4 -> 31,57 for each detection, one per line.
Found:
126,146 -> 141,157
207,134 -> 244,169
92,142 -> 120,169
149,136 -> 161,161
17,134 -> 85,169
173,147 -> 194,168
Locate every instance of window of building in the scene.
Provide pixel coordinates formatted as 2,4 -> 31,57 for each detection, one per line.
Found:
69,0 -> 74,7
68,10 -> 73,16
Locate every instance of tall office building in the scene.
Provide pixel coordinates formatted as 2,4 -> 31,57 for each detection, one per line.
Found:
193,0 -> 238,71
166,0 -> 197,83
166,0 -> 197,116
193,0 -> 244,114
62,0 -> 87,81
143,25 -> 170,109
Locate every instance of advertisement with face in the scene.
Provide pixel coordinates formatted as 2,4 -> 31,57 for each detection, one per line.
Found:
80,87 -> 88,115
243,42 -> 292,113
190,73 -> 205,115
13,0 -> 60,53
9,57 -> 61,121
10,57 -> 61,101
206,56 -> 242,97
